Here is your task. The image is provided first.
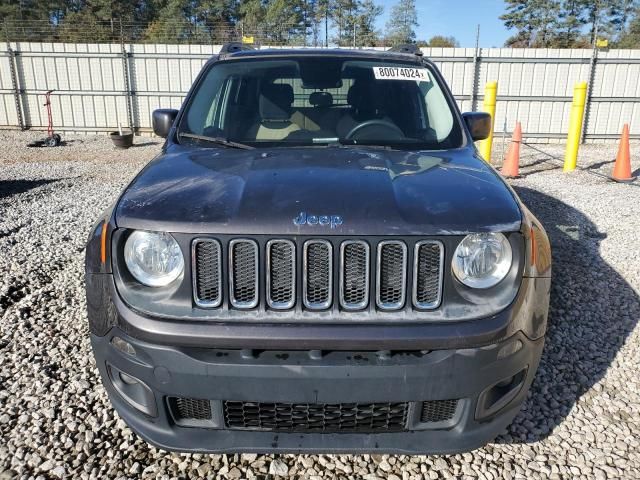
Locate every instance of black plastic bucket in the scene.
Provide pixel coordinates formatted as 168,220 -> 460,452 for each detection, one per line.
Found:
110,131 -> 134,149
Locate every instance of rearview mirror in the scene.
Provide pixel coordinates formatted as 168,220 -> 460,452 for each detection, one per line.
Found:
152,109 -> 178,138
462,112 -> 492,141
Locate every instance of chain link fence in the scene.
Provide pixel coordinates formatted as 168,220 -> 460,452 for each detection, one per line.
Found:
2,19 -> 381,48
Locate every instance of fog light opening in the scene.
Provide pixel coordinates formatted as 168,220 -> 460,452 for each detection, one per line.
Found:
107,364 -> 157,417
111,336 -> 136,356
476,367 -> 528,420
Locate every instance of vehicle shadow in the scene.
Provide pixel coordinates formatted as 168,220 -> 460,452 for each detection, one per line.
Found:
496,186 -> 639,444
0,179 -> 59,200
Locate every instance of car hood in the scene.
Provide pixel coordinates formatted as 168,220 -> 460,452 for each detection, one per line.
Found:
115,144 -> 522,235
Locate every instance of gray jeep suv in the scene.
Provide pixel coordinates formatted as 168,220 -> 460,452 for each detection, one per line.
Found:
85,43 -> 551,454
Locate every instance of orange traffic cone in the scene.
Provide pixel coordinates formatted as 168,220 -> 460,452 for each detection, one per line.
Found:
612,124 -> 636,182
501,122 -> 522,178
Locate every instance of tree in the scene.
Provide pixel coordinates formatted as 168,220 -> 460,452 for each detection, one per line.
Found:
555,0 -> 586,47
501,0 -> 561,47
616,7 -> 640,46
427,35 -> 459,47
385,0 -> 418,45
143,0 -> 191,43
262,0 -> 307,44
608,0 -> 638,38
331,0 -> 358,46
240,0 -> 266,32
501,0 -> 640,48
355,0 -> 383,46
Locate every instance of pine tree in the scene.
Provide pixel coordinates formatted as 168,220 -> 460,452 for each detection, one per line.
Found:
501,0 -> 561,47
263,0 -> 306,44
311,0 -> 332,46
385,0 -> 418,45
331,0 -> 359,46
608,0 -> 638,39
555,0 -> 586,47
355,0 -> 383,46
239,0 -> 266,35
616,8 -> 640,47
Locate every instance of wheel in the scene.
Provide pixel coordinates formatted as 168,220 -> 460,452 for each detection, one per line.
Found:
44,136 -> 57,147
53,134 -> 61,145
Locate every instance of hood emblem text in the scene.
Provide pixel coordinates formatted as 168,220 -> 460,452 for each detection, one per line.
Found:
294,212 -> 343,229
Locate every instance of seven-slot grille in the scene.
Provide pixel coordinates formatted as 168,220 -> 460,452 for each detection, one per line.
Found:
223,401 -> 408,432
192,238 -> 443,312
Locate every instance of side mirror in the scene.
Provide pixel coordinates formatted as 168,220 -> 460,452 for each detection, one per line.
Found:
152,109 -> 178,138
462,112 -> 492,141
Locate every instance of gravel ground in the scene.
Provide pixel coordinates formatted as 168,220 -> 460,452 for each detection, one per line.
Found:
0,130 -> 639,479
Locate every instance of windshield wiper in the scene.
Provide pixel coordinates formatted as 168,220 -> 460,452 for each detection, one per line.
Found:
178,133 -> 254,150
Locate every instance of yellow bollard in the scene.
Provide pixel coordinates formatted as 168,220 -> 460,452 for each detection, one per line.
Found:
479,81 -> 498,162
563,82 -> 588,172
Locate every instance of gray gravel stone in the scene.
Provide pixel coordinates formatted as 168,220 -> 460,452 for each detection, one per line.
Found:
0,131 -> 639,478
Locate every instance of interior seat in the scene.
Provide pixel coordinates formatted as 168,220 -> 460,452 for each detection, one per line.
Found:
336,81 -> 393,138
248,83 -> 300,140
291,91 -> 342,134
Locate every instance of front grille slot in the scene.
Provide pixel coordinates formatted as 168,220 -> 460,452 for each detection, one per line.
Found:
413,241 -> 444,309
192,239 -> 222,308
266,240 -> 296,309
376,241 -> 407,310
224,401 -> 408,432
420,399 -> 459,424
303,240 -> 333,310
229,239 -> 259,309
340,241 -> 370,310
169,397 -> 212,420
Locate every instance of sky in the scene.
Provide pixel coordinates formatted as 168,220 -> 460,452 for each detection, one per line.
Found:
376,0 -> 511,48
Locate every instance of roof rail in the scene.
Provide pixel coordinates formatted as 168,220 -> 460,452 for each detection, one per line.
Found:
219,42 -> 255,55
387,44 -> 423,56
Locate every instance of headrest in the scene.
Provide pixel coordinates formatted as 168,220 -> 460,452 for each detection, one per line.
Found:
259,83 -> 294,122
310,91 -> 333,108
347,81 -> 371,112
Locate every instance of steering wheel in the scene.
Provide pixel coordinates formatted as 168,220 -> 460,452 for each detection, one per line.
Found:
345,119 -> 404,141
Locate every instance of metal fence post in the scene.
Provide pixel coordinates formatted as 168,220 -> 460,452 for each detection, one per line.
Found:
4,22 -> 25,130
471,25 -> 481,112
581,44 -> 598,144
120,21 -> 134,132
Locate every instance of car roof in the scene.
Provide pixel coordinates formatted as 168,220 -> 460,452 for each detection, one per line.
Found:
212,47 -> 428,66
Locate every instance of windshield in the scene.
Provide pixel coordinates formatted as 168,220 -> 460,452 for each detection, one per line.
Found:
178,56 -> 463,150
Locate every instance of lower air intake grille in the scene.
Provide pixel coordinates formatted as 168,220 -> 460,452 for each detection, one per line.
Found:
420,399 -> 459,424
170,397 -> 212,421
224,401 -> 408,432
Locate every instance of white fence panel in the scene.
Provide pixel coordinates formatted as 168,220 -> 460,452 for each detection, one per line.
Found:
1,43 -> 640,141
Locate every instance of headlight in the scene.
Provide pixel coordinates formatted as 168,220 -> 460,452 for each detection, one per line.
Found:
452,233 -> 512,289
124,231 -> 184,287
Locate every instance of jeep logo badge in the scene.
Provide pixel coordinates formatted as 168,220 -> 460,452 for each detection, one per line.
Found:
293,212 -> 343,229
